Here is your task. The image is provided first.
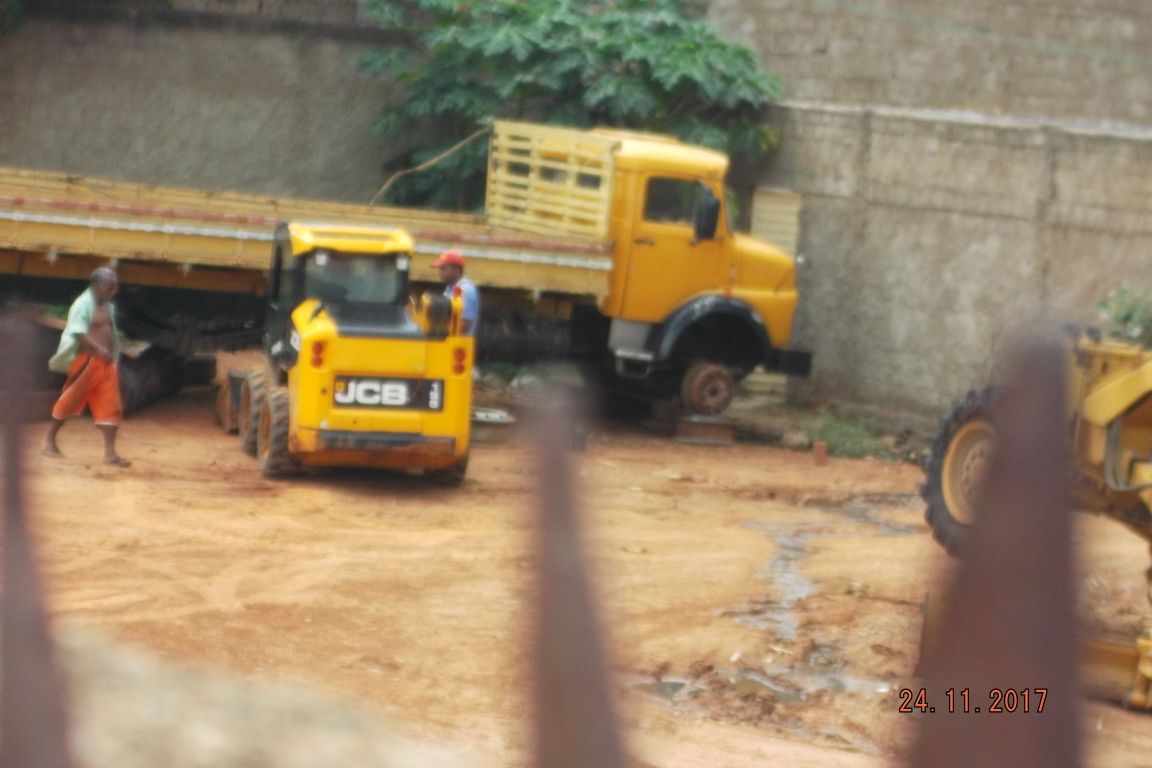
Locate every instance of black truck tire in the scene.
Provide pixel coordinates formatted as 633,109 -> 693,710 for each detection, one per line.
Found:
258,387 -> 293,478
920,387 -> 1000,558
239,369 -> 267,457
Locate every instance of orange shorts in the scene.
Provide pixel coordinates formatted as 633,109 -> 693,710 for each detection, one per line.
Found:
52,353 -> 123,426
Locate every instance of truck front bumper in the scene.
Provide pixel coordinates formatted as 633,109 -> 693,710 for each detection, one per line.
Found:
766,347 -> 813,378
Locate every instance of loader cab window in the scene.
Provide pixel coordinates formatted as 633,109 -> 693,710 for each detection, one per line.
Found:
301,250 -> 406,305
644,178 -> 713,226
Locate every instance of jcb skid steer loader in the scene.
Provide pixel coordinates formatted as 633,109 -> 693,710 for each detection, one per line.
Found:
219,223 -> 473,483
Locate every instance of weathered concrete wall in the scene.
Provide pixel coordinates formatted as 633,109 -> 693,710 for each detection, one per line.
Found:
169,0 -> 365,26
0,17 -> 398,202
3,9 -> 1151,422
705,1 -> 1152,419
769,104 -> 1152,418
710,0 -> 1152,125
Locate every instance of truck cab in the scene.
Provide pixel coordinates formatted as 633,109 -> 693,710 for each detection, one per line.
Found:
594,128 -> 809,413
486,121 -> 809,415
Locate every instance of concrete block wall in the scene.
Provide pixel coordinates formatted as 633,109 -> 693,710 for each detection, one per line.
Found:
770,103 -> 1152,418
3,10 -> 1150,423
710,0 -> 1152,124
169,0 -> 364,26
0,18 -> 397,203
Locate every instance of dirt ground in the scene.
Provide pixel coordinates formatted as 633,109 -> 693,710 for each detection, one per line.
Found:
18,374 -> 1152,766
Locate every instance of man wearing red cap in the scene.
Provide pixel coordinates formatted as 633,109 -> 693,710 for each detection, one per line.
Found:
432,250 -> 479,335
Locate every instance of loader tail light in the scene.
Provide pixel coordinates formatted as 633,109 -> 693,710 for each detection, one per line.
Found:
311,340 -> 326,368
453,346 -> 466,375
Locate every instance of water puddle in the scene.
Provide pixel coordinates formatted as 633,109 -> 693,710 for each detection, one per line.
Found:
733,527 -> 821,640
817,493 -> 921,536
736,665 -> 890,702
628,491 -> 918,749
628,676 -> 704,702
701,493 -> 919,722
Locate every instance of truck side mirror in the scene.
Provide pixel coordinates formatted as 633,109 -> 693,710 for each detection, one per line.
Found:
693,190 -> 720,241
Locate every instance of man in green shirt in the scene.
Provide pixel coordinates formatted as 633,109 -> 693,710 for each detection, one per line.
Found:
43,267 -> 130,467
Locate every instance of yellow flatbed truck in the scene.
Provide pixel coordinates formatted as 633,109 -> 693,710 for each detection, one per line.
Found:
0,120 -> 808,415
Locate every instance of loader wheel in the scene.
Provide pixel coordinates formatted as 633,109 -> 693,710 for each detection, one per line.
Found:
258,387 -> 293,478
239,370 -> 267,457
920,387 -> 1000,558
681,361 -> 735,416
427,455 -> 468,487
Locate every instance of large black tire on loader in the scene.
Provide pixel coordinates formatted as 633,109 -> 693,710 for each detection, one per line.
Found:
239,370 -> 267,457
920,387 -> 1000,558
258,386 -> 293,478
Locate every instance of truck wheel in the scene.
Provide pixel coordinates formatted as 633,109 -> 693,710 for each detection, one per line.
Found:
258,387 -> 293,478
239,370 -> 267,457
681,361 -> 735,415
119,363 -> 143,416
427,455 -> 468,486
920,387 -> 1000,558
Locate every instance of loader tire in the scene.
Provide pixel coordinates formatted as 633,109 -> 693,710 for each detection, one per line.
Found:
258,387 -> 293,478
239,370 -> 267,457
920,387 -> 1000,558
681,361 -> 735,416
427,455 -> 468,487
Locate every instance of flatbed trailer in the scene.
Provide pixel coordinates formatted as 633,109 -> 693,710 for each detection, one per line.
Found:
1,120 -> 809,415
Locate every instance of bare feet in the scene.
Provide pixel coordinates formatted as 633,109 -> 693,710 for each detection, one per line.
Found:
104,455 -> 132,468
42,444 -> 64,458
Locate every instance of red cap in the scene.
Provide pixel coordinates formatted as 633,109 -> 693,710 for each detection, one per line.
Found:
432,250 -> 465,268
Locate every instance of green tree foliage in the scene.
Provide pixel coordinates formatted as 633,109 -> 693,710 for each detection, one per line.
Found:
1097,287 -> 1152,347
1,0 -> 22,33
360,0 -> 781,209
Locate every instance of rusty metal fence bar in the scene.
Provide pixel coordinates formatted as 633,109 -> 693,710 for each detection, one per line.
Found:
1,320 -> 75,768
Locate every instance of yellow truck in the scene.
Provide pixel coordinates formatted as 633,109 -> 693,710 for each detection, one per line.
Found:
222,222 -> 473,481
0,120 -> 808,415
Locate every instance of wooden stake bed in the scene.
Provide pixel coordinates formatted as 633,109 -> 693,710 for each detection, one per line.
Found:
0,164 -> 613,298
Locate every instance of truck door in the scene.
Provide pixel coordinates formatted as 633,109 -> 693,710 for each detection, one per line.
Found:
622,176 -> 726,323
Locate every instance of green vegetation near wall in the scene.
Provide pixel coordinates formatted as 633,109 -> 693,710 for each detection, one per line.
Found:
1,0 -> 21,32
359,0 -> 781,210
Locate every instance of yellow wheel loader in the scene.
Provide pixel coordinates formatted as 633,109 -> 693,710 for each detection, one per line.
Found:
922,327 -> 1152,707
221,223 -> 473,483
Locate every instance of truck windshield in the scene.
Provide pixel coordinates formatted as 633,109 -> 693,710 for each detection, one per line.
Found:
302,250 -> 405,305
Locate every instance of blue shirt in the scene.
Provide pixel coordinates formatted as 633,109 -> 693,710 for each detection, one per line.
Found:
444,276 -> 480,336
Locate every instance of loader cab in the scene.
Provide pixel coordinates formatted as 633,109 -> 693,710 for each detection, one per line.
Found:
265,223 -> 416,375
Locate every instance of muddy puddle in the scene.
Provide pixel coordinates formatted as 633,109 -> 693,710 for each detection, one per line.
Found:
631,492 -> 918,749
